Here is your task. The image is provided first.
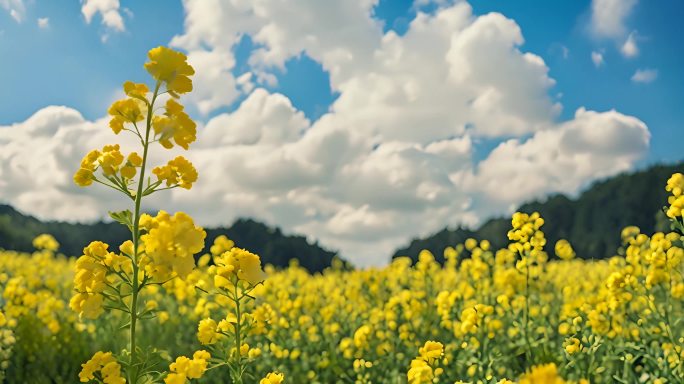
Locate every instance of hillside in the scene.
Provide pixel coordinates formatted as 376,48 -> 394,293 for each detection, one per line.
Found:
0,205 -> 342,273
393,163 -> 682,263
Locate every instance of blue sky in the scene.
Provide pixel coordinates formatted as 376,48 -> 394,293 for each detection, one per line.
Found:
1,0 -> 681,164
0,0 -> 681,264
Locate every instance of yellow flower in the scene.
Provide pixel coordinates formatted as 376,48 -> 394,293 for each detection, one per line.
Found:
210,235 -> 234,256
555,239 -> 575,260
120,152 -> 143,179
167,350 -> 210,381
214,248 -> 266,287
123,81 -> 149,101
164,373 -> 186,384
99,144 -> 125,177
152,156 -> 198,189
74,167 -> 94,187
193,350 -> 211,360
465,238 -> 478,251
519,363 -> 566,384
152,99 -> 197,149
418,341 -> 444,364
70,292 -> 104,319
79,351 -> 124,384
74,149 -> 103,186
407,358 -> 433,384
32,234 -> 59,252
666,173 -> 684,218
564,337 -> 582,354
169,356 -> 191,374
197,318 -> 219,345
69,241 -> 115,319
144,46 -> 195,95
128,152 -> 143,167
108,98 -> 145,134
140,210 -> 206,280
260,372 -> 285,384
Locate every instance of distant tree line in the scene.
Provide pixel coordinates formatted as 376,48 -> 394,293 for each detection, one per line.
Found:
0,205 -> 343,273
393,163 -> 682,263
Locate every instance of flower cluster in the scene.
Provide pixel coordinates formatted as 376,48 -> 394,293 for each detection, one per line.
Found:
70,241 -> 118,319
519,363 -> 566,384
153,156 -> 198,189
192,237 -> 269,383
153,99 -> 197,149
260,372 -> 285,384
554,239 -> 575,260
666,172 -> 684,219
165,350 -> 211,384
32,233 -> 59,252
508,211 -> 546,258
214,247 -> 267,288
407,341 -> 444,384
144,46 -> 195,96
79,351 -> 125,384
140,210 -> 207,281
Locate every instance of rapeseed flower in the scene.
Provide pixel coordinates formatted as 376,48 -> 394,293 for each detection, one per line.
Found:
152,99 -> 197,149
144,46 -> 194,96
152,156 -> 198,189
260,372 -> 285,384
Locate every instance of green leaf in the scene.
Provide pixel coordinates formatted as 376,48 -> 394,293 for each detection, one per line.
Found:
109,209 -> 133,230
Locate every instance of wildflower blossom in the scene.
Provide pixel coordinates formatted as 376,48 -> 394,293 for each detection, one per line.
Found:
152,156 -> 198,189
260,372 -> 285,384
144,46 -> 194,95
140,210 -> 206,280
213,247 -> 266,287
79,351 -> 125,384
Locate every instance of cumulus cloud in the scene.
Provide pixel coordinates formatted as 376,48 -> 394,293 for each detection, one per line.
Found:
81,0 -> 127,37
589,0 -> 642,60
459,108 -> 649,214
631,68 -> 658,84
0,0 -> 24,22
590,0 -> 638,39
184,49 -> 241,115
0,1 -> 651,266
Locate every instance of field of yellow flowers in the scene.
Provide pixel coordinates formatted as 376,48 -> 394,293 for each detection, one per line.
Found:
1,46 -> 683,384
2,207 -> 684,383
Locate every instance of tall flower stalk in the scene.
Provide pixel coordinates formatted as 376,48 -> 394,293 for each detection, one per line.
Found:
71,46 -> 206,384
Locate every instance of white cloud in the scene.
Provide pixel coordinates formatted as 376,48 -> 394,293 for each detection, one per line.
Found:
460,108 -> 649,214
590,0 -> 638,39
37,17 -> 49,29
621,30 -> 639,58
81,0 -> 127,34
591,50 -> 604,67
631,68 -> 658,84
202,88 -> 309,146
184,49 -> 241,116
0,1 -> 651,266
0,0 -> 24,23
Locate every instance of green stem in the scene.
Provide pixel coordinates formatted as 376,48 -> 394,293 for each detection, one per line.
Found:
128,82 -> 160,383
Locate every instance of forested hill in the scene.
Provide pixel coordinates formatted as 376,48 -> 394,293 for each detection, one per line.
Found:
0,205 -> 342,273
393,162 -> 682,263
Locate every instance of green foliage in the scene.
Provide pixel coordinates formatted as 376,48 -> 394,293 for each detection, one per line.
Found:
394,162 -> 683,262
